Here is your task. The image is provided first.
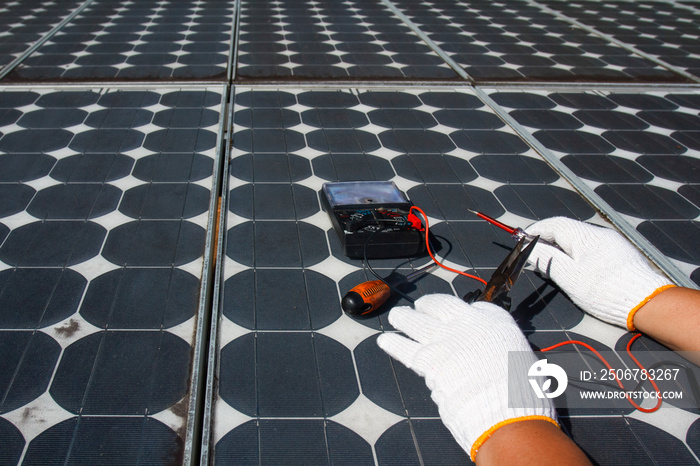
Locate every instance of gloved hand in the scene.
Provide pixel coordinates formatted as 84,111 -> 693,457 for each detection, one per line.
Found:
525,217 -> 675,330
377,294 -> 558,462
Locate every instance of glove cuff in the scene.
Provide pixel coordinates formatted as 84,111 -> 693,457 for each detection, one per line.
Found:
470,415 -> 559,462
574,267 -> 674,329
626,284 -> 676,331
439,383 -> 557,463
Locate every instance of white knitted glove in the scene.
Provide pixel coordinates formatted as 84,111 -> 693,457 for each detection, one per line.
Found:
525,217 -> 675,330
377,294 -> 558,462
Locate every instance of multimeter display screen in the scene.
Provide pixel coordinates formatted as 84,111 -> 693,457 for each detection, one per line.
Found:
322,181 -> 408,207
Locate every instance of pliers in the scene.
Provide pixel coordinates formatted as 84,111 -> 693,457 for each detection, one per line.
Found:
463,235 -> 540,311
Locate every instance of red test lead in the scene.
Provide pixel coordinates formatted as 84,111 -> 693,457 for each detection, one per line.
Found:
468,209 -> 562,250
469,209 -> 517,236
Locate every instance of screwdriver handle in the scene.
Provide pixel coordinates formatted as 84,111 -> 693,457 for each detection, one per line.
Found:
342,280 -> 392,315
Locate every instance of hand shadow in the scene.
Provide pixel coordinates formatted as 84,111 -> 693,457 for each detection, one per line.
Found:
510,280 -> 562,332
352,233 -> 452,320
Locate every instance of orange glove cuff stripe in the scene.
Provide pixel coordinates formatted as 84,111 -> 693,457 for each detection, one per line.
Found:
627,284 -> 676,331
470,415 -> 559,462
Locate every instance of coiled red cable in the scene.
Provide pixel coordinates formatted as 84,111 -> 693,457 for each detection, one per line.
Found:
541,333 -> 663,413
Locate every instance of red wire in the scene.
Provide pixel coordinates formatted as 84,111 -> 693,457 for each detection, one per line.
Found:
541,334 -> 662,413
409,206 -> 488,286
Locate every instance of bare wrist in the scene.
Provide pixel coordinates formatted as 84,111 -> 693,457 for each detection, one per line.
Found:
633,286 -> 700,356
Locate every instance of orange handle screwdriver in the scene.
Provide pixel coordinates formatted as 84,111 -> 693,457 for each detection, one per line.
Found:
341,263 -> 436,316
342,280 -> 392,315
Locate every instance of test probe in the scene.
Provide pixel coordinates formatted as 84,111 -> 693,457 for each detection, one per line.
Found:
468,209 -> 562,250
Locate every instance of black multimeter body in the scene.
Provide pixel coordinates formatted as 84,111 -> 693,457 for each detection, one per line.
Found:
321,181 -> 425,259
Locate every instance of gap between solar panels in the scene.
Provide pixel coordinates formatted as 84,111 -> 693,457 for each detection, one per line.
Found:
182,83 -> 233,465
